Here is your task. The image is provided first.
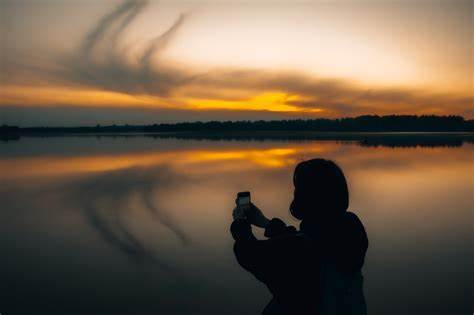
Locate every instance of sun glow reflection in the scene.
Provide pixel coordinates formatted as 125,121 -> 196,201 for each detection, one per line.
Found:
0,145 -> 329,179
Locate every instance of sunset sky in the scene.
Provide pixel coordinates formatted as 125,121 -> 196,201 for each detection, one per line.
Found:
0,0 -> 472,126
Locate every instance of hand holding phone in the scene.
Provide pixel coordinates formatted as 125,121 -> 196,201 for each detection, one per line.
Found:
233,191 -> 269,228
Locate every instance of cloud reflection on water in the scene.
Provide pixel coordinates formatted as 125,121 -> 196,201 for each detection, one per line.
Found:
66,166 -> 192,267
0,137 -> 472,314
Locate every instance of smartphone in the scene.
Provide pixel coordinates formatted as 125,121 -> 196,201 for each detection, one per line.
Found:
237,191 -> 251,208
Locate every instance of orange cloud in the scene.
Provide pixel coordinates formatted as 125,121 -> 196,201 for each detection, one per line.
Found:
0,85 -> 171,108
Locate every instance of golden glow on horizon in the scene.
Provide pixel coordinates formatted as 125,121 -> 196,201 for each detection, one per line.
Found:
182,92 -> 322,113
1,84 -> 472,118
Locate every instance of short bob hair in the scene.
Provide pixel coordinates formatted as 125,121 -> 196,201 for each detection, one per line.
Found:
290,158 -> 349,220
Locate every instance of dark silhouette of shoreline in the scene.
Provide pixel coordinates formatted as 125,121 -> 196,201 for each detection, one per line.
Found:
2,115 -> 473,134
1,115 -> 473,147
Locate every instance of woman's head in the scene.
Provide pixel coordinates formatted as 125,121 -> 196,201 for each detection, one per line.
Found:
290,158 -> 349,221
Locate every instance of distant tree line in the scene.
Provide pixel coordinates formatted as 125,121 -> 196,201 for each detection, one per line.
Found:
2,115 -> 473,133
143,115 -> 473,132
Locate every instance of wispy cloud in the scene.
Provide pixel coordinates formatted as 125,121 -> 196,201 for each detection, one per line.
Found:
59,0 -> 188,96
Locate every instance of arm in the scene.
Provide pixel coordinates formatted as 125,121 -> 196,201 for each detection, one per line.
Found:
230,217 -> 297,241
230,215 -> 297,281
230,203 -> 296,241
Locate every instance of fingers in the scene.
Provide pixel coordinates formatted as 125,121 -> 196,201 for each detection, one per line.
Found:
232,207 -> 239,219
233,207 -> 246,220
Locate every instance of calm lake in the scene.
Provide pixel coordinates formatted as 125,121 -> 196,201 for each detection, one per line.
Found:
0,134 -> 472,315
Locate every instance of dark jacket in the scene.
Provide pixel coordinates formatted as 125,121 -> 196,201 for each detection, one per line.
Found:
230,212 -> 368,315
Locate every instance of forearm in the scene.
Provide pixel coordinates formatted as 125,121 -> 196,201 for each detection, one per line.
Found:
264,218 -> 297,238
245,204 -> 270,228
230,218 -> 257,241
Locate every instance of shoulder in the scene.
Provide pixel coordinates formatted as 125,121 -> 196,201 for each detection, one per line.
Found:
345,211 -> 362,223
343,211 -> 366,231
343,211 -> 368,247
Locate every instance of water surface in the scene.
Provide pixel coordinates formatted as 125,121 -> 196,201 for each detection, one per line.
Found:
1,134 -> 472,315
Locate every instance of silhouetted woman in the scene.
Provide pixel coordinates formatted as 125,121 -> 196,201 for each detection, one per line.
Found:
230,158 -> 368,315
